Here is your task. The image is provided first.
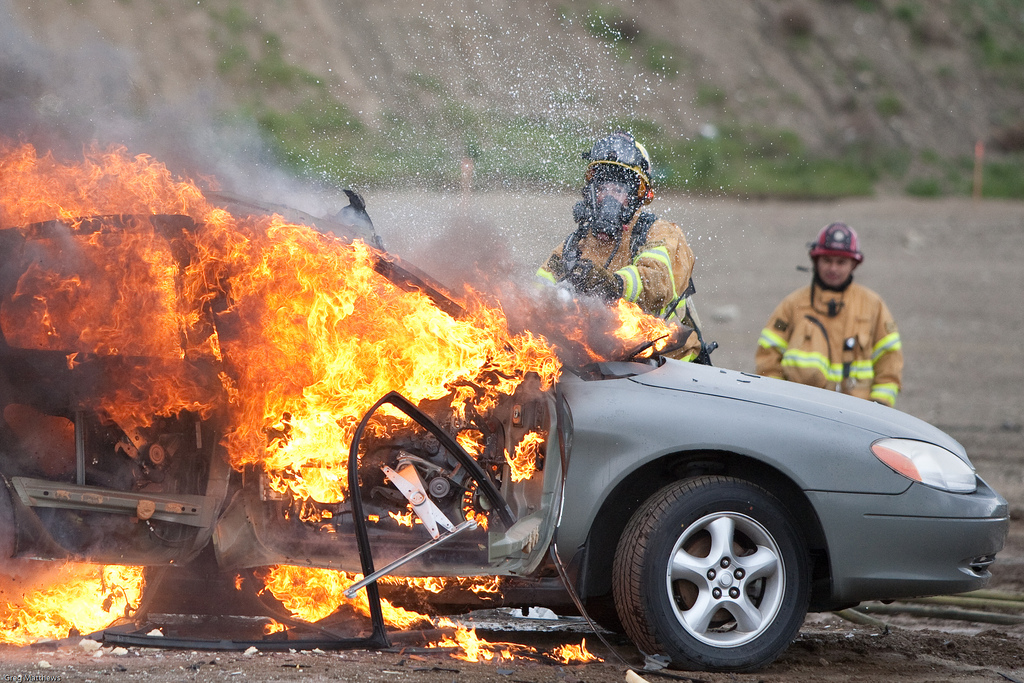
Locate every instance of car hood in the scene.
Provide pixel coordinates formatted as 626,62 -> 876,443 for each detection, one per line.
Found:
624,359 -> 968,460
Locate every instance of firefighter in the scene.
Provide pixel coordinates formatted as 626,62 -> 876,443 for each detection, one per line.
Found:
536,131 -> 707,361
755,222 -> 903,406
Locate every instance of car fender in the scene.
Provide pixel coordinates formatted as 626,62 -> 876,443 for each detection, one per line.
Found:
553,359 -> 942,555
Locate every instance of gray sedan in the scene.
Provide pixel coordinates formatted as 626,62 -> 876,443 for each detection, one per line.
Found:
549,357 -> 1007,670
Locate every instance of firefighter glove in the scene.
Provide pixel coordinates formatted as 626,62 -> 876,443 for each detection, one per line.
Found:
566,259 -> 624,302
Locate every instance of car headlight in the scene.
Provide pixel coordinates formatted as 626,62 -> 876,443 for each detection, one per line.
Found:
871,438 -> 976,493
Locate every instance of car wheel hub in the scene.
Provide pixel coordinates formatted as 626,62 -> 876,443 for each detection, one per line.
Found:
666,511 -> 785,648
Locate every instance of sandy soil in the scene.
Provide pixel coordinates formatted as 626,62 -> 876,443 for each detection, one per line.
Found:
2,195 -> 1023,682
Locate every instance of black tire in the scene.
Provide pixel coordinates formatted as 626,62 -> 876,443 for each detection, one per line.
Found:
612,475 -> 809,672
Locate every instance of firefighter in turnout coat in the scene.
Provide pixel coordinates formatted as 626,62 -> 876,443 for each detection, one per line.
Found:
536,131 -> 706,361
756,222 -> 903,406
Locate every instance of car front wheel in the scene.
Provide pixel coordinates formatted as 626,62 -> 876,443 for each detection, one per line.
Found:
612,475 -> 809,672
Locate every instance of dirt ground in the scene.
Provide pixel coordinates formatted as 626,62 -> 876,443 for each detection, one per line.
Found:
2,195 -> 1023,682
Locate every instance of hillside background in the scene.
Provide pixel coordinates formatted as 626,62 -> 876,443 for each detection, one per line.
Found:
2,0 -> 1023,201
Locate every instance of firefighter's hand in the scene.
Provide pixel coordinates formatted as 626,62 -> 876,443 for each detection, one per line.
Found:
565,258 -> 595,290
566,259 -> 623,301
591,268 -> 625,301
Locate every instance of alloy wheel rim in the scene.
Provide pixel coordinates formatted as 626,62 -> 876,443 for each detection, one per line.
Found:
665,511 -> 785,647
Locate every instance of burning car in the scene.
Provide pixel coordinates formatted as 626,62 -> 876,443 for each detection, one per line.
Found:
0,143 -> 1009,672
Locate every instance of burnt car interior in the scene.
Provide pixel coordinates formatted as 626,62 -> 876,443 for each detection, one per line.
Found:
0,202 -> 574,651
0,216 -> 229,570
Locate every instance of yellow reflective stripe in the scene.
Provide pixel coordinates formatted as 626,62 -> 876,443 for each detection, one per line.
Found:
781,352 -> 876,384
780,350 -> 835,381
634,245 -> 677,300
678,351 -> 697,362
535,267 -> 557,285
871,382 -> 899,406
617,265 -> 642,302
849,360 -> 874,380
780,340 -> 894,389
758,328 -> 788,351
873,332 -> 902,361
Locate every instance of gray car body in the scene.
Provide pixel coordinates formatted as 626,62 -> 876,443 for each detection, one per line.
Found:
555,358 -> 1008,609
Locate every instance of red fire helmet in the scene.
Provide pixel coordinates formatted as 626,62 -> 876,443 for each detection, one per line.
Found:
808,222 -> 863,263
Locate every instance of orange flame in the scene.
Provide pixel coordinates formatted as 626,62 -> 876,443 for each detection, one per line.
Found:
379,575 -> 448,593
456,430 -> 485,456
258,566 -> 427,629
507,431 -> 546,482
0,141 -> 566,506
263,619 -> 286,635
376,575 -> 501,596
257,567 -> 595,664
388,510 -> 416,527
464,575 -> 501,595
433,619 -> 527,662
551,638 -> 602,664
0,563 -> 144,645
610,298 -> 675,350
260,567 -> 504,623
467,509 -> 489,531
435,621 -> 498,661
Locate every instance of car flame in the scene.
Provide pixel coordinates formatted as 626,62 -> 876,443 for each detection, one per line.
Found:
0,563 -> 144,645
0,140 -> 671,652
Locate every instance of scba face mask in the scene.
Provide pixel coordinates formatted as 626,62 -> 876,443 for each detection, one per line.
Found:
585,178 -> 635,241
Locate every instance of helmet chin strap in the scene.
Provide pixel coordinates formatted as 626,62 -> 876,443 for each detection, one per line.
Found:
812,269 -> 854,293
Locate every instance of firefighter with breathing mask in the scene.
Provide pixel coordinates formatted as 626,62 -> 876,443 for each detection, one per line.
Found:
756,222 -> 903,406
536,131 -> 709,362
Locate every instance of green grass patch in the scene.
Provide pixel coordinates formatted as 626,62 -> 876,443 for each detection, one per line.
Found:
583,5 -> 638,44
407,72 -> 446,95
695,85 -> 726,108
646,40 -> 684,78
905,176 -> 943,197
255,101 -> 593,189
875,94 -> 904,118
210,3 -> 251,36
919,148 -> 942,165
898,150 -> 1024,198
563,4 -> 689,78
955,0 -> 1024,83
217,44 -> 249,75
254,34 -> 322,89
252,101 -> 1024,199
981,156 -> 1024,198
893,1 -> 923,24
973,26 -> 1024,68
653,126 -> 876,198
